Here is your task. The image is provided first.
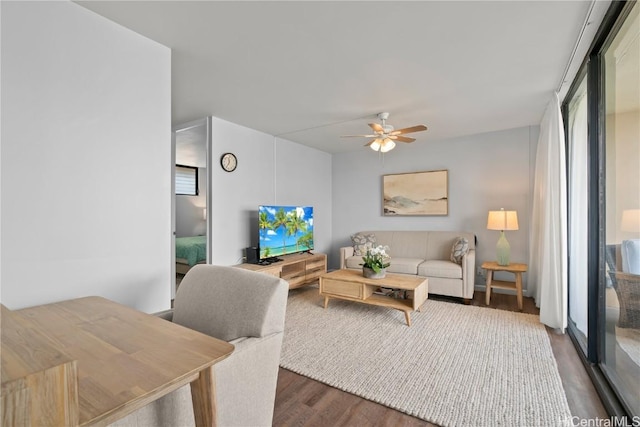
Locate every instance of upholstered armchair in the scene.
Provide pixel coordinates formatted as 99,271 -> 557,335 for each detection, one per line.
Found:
608,239 -> 640,329
614,271 -> 640,329
111,265 -> 289,427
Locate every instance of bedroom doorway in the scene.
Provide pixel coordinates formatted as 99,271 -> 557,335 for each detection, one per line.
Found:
172,118 -> 212,298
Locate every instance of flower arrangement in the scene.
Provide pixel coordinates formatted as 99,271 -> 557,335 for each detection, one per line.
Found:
361,245 -> 391,273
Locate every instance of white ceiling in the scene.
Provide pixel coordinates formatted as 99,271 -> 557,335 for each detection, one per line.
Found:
78,1 -> 600,154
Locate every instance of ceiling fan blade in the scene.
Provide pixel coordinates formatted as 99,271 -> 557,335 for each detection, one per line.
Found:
390,125 -> 428,135
369,123 -> 384,133
395,135 -> 415,143
341,134 -> 378,138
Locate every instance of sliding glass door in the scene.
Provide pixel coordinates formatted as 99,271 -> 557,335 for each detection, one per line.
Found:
564,0 -> 639,419
601,1 -> 639,414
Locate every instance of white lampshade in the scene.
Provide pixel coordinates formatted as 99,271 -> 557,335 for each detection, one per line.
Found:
487,208 -> 519,231
487,208 -> 518,266
369,139 -> 382,151
621,209 -> 640,232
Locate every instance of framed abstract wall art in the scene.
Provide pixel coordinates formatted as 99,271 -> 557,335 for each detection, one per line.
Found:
382,169 -> 448,216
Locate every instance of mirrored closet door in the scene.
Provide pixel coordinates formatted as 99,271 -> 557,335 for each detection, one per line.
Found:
172,118 -> 212,297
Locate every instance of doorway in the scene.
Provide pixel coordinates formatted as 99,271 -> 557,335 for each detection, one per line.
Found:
172,118 -> 212,298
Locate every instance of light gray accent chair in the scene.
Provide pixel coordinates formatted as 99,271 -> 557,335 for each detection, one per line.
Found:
110,265 -> 289,427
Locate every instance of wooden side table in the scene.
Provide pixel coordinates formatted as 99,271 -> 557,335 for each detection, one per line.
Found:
482,261 -> 528,311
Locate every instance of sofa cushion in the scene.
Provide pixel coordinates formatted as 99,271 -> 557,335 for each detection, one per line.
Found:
418,260 -> 462,279
351,233 -> 376,256
345,256 -> 363,269
450,237 -> 469,264
425,231 -> 475,261
387,231 -> 428,259
387,258 -> 425,275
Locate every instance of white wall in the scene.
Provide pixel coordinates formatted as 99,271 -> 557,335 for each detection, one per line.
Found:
275,138 -> 332,258
1,1 -> 172,312
331,126 -> 538,294
208,117 -> 332,266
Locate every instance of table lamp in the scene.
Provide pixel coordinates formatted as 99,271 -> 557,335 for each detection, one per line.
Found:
621,209 -> 640,233
487,208 -> 519,266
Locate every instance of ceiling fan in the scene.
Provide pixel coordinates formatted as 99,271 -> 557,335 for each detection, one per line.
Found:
342,112 -> 427,152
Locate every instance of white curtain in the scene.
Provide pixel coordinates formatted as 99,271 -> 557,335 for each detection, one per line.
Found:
529,93 -> 568,331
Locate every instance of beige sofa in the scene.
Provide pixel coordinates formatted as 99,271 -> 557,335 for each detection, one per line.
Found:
111,265 -> 288,427
340,230 -> 476,301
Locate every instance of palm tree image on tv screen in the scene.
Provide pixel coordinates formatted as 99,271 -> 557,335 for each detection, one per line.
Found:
259,206 -> 314,259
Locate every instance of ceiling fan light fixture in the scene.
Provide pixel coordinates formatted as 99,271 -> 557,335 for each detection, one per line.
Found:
380,138 -> 396,153
343,112 -> 426,153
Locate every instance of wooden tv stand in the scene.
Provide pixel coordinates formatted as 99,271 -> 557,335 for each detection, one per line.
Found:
236,252 -> 327,289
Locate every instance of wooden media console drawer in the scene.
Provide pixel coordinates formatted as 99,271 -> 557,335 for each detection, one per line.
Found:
235,252 -> 327,289
282,261 -> 306,287
306,257 -> 327,282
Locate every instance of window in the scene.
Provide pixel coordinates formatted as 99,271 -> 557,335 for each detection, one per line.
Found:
175,165 -> 199,196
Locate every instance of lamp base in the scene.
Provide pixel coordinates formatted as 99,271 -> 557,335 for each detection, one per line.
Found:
496,231 -> 511,266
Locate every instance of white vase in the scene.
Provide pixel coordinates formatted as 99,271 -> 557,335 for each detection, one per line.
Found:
363,266 -> 386,279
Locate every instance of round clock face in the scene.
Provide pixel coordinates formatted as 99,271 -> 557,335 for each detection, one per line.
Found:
220,153 -> 237,172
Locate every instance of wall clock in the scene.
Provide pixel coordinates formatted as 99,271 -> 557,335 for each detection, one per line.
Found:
220,152 -> 237,172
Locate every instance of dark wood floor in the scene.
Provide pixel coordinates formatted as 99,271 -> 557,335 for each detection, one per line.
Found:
273,290 -> 608,426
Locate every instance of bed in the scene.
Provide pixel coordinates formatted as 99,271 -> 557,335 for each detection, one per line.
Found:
175,235 -> 207,274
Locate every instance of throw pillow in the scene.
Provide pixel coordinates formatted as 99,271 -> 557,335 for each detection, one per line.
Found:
351,233 -> 376,256
621,239 -> 640,275
450,237 -> 469,264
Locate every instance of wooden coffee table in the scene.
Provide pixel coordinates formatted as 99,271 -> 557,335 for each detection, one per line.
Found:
319,269 -> 428,326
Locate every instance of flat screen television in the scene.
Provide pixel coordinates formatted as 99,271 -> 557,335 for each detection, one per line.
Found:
258,205 -> 314,260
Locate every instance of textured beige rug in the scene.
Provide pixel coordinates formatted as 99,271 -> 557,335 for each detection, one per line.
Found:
280,287 -> 572,427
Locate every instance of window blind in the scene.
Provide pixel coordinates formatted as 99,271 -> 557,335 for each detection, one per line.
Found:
175,165 -> 198,196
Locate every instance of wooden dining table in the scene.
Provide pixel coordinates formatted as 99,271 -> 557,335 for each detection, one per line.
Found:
1,296 -> 234,427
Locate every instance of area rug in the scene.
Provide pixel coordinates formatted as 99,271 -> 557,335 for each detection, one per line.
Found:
280,287 -> 572,427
